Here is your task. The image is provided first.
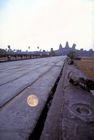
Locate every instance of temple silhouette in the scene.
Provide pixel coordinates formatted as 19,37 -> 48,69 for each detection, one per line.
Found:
54,41 -> 94,57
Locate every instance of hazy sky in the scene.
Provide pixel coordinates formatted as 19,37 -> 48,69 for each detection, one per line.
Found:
0,0 -> 94,51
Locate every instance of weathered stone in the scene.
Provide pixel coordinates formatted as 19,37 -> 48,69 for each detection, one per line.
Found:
0,56 -> 66,140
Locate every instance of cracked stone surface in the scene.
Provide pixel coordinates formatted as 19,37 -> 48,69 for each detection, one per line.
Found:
62,64 -> 94,140
0,56 -> 66,140
40,62 -> 94,140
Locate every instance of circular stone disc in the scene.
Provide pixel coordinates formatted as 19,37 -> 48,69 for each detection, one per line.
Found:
27,95 -> 39,107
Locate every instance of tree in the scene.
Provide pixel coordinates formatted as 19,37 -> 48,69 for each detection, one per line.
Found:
28,46 -> 30,50
67,50 -> 77,59
0,48 -> 7,56
8,45 -> 11,51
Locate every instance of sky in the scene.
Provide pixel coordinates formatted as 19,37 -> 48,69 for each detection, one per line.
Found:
0,0 -> 94,51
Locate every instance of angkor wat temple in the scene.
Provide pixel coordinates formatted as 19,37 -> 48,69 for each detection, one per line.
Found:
55,41 -> 94,57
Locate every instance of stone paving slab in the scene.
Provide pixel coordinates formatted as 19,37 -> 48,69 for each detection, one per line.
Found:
61,64 -> 94,140
0,57 -> 65,107
40,69 -> 64,140
40,62 -> 94,140
0,65 -> 51,107
0,56 -> 66,140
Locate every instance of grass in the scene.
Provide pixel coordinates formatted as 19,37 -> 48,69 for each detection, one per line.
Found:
74,57 -> 94,80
